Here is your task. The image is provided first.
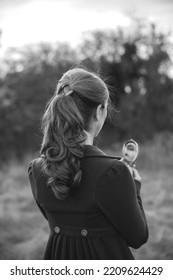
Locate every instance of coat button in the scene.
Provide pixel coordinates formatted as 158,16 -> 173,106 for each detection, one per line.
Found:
81,229 -> 88,236
54,226 -> 60,233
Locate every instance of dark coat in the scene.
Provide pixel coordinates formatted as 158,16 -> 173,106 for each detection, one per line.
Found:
28,144 -> 148,260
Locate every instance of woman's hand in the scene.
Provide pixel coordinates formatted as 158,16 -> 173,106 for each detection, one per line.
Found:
120,158 -> 141,182
132,167 -> 141,182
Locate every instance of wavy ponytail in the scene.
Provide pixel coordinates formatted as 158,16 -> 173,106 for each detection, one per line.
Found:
40,67 -> 109,200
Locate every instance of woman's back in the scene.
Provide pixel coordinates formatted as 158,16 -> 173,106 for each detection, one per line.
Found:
28,144 -> 148,260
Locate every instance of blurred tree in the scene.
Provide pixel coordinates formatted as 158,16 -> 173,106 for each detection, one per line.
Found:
79,19 -> 173,143
0,18 -> 173,159
0,43 -> 79,159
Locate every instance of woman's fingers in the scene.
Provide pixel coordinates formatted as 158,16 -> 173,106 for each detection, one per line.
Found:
132,168 -> 142,182
120,158 -> 141,182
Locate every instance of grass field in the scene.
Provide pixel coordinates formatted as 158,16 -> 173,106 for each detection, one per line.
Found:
0,133 -> 173,260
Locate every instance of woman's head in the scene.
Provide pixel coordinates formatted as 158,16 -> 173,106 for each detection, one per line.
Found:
40,67 -> 110,199
56,68 -> 109,135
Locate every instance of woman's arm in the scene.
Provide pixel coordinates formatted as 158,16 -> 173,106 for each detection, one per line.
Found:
95,160 -> 148,249
28,160 -> 48,220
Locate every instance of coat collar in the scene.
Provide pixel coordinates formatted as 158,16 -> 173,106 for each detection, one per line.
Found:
83,145 -> 107,157
83,144 -> 120,160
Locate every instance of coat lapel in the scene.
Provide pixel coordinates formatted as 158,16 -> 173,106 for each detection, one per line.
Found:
83,145 -> 120,160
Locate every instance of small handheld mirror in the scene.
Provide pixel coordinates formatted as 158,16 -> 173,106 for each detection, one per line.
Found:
122,139 -> 139,166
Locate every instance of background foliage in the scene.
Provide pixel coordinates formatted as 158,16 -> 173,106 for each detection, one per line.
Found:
0,19 -> 173,160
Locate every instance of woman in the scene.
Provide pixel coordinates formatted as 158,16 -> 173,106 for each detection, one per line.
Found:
28,67 -> 148,260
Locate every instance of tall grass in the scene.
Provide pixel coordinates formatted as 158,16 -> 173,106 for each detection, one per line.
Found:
0,155 -> 48,259
0,133 -> 173,259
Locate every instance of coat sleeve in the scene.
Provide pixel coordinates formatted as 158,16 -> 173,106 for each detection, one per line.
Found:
94,160 -> 149,249
28,160 -> 48,220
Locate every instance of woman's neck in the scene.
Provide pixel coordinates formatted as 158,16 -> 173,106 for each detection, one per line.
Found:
83,130 -> 94,145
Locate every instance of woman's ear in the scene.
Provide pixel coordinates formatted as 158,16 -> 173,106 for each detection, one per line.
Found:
94,104 -> 103,121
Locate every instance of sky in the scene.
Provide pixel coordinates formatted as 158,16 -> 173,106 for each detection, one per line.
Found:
0,0 -> 173,51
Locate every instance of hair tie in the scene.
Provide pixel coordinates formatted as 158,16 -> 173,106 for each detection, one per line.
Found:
62,85 -> 73,96
65,90 -> 73,96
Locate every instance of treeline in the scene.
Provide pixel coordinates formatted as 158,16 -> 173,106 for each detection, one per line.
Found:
0,19 -> 173,160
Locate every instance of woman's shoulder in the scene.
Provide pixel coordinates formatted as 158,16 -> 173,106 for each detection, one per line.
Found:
106,157 -> 130,176
94,158 -> 135,201
93,158 -> 132,194
28,156 -> 45,177
92,157 -> 130,193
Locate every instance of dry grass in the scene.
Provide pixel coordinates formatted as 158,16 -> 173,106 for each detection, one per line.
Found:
0,133 -> 173,259
0,156 -> 48,259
